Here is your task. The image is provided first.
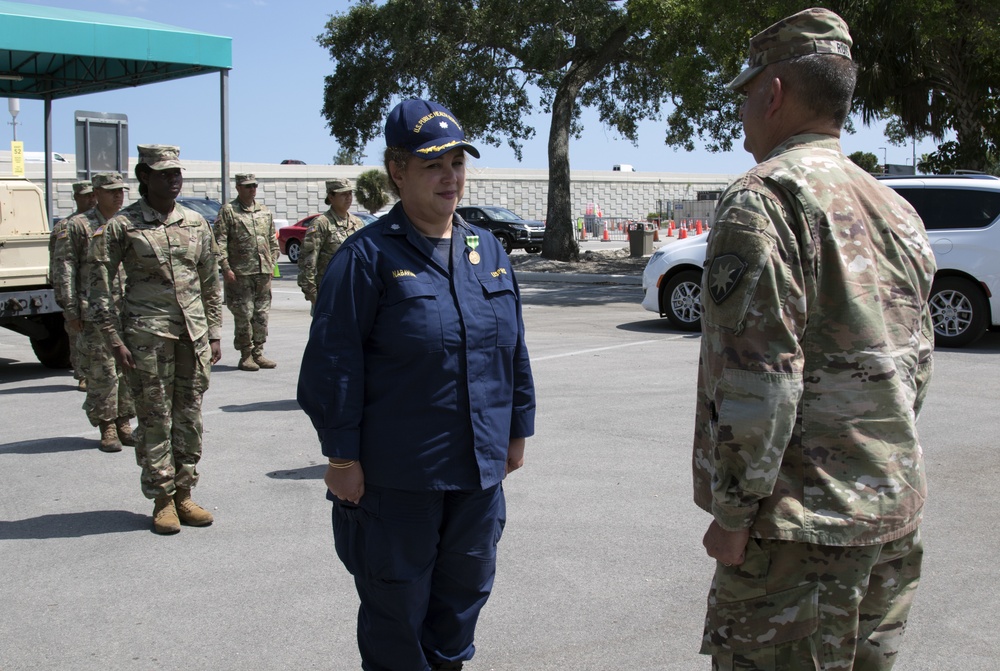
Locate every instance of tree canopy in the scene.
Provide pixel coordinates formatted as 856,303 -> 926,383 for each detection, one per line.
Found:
319,0 -> 698,260
318,0 -> 999,260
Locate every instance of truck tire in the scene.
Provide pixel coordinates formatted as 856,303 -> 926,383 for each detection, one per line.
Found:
30,314 -> 72,369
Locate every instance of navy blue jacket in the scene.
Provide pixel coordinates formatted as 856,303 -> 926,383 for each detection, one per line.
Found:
297,203 -> 536,491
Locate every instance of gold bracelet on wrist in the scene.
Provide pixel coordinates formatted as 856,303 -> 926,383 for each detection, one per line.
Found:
328,459 -> 357,469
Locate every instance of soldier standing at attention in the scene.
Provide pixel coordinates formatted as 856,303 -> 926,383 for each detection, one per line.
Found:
53,172 -> 135,452
89,145 -> 222,535
691,9 -> 936,670
50,181 -> 96,391
297,178 -> 365,306
214,173 -> 279,371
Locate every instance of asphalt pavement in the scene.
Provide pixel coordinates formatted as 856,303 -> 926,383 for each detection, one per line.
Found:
1,267 -> 998,670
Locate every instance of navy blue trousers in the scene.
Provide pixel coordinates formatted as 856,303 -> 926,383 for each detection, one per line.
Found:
331,483 -> 506,671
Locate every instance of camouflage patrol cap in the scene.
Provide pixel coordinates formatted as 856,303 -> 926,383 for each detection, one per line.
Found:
326,178 -> 352,194
137,144 -> 183,170
324,178 -> 352,205
72,181 -> 93,195
727,8 -> 853,91
235,173 -> 258,186
92,172 -> 128,191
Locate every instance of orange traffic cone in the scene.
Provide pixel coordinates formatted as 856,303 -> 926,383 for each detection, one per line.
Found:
696,220 -> 703,235
581,225 -> 587,240
666,224 -> 673,237
602,225 -> 610,242
678,227 -> 688,240
653,227 -> 659,242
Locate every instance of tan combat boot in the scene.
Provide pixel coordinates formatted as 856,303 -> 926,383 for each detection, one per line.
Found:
98,420 -> 123,453
238,349 -> 260,371
116,417 -> 137,447
252,346 -> 277,369
175,488 -> 214,526
152,494 -> 181,534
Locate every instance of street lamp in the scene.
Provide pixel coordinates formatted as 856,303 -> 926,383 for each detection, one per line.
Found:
8,97 -> 19,141
878,146 -> 887,174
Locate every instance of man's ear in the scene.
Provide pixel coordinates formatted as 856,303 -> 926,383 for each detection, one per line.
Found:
765,76 -> 785,119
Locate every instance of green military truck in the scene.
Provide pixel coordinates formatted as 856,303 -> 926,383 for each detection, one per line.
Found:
0,175 -> 71,368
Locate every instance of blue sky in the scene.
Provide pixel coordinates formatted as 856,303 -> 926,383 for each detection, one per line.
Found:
8,0 -> 940,174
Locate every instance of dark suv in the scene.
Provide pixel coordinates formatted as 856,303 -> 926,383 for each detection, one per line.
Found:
455,206 -> 545,254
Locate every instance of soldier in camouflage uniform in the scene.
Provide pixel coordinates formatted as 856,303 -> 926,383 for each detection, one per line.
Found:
297,178 -> 365,305
50,181 -> 96,391
89,145 -> 223,536
692,9 -> 936,670
214,173 -> 280,371
53,173 -> 135,452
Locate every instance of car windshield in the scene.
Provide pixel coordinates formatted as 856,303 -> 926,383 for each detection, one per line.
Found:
354,212 -> 377,225
482,207 -> 522,222
179,199 -> 221,219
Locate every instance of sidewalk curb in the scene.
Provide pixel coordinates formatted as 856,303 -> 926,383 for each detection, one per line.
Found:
515,271 -> 642,286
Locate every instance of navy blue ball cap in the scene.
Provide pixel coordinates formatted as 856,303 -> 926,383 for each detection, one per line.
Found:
384,99 -> 481,159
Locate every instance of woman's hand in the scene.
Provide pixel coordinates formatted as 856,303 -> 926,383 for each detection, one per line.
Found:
209,339 -> 222,364
325,461 -> 365,504
506,438 -> 525,475
112,343 -> 136,370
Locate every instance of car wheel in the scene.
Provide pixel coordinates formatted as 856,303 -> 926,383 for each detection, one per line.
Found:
287,239 -> 301,264
661,269 -> 703,331
495,235 -> 513,255
525,245 -> 542,254
928,276 -> 989,348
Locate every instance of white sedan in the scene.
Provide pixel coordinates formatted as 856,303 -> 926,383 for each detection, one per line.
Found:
640,235 -> 708,331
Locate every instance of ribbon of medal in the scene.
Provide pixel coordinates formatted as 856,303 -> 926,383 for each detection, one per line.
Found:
466,235 -> 481,265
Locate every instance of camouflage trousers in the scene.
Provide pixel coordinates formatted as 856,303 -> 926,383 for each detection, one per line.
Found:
702,529 -> 923,671
225,273 -> 271,351
66,318 -> 86,381
123,331 -> 212,500
80,321 -> 134,426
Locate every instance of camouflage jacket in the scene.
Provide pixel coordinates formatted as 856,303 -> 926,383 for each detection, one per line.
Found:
88,199 -> 223,348
692,134 -> 936,546
52,208 -> 124,321
297,209 -> 365,300
214,198 -> 279,275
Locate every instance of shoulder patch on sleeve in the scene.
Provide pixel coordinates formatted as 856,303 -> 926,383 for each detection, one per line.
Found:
707,254 -> 748,304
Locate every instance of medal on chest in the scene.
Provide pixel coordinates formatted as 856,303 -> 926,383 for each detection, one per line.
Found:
465,235 -> 480,265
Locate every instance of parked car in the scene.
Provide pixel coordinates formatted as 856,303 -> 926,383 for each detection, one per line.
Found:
280,159 -> 306,165
455,205 -> 545,254
641,174 -> 1000,348
277,212 -> 378,263
176,196 -> 222,227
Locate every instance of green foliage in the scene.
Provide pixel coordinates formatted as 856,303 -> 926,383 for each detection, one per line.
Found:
317,0 -> 694,260
354,169 -> 392,215
333,147 -> 365,165
848,151 -> 882,174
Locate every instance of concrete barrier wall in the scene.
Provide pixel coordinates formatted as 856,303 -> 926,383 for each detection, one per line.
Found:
9,155 -> 737,225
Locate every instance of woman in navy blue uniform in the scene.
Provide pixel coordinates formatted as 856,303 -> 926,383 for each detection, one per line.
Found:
297,99 -> 536,671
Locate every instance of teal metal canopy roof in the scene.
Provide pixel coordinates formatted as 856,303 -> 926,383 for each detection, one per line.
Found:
0,1 -> 232,99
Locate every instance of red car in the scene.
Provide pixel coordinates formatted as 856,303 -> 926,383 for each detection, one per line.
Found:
277,212 -> 377,262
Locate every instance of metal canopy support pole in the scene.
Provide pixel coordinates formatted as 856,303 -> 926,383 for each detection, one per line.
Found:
220,69 -> 230,204
44,97 -> 53,225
